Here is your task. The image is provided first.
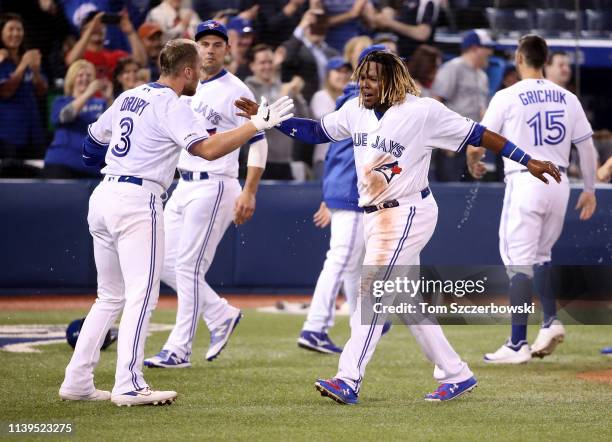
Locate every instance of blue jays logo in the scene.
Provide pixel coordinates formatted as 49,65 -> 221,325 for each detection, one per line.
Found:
373,161 -> 403,184
208,22 -> 219,29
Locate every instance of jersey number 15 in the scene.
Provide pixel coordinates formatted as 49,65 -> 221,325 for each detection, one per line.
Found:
526,110 -> 566,146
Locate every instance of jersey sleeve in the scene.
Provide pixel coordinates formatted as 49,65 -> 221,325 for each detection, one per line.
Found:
426,99 -> 476,152
570,96 -> 593,144
481,92 -> 506,133
163,100 -> 209,151
87,102 -> 114,146
320,97 -> 355,142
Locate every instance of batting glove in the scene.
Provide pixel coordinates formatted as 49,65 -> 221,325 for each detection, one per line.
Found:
251,96 -> 294,131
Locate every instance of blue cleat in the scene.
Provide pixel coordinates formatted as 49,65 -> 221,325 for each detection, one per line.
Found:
144,350 -> 191,368
381,320 -> 392,336
424,376 -> 478,401
297,330 -> 342,354
206,310 -> 242,361
315,378 -> 359,405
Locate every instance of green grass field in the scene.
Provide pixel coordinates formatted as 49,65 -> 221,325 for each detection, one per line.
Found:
1,308 -> 611,441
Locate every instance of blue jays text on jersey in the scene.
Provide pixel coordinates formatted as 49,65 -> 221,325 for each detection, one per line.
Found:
353,132 -> 406,158
192,102 -> 223,126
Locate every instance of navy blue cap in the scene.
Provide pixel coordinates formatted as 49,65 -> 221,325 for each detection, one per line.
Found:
227,16 -> 253,34
195,20 -> 229,42
326,57 -> 351,72
461,29 -> 495,50
358,44 -> 387,64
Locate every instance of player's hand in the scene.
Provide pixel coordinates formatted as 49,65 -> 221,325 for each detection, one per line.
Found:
235,96 -> 259,118
234,190 -> 256,225
526,159 -> 561,184
250,96 -> 294,131
575,191 -> 596,221
466,146 -> 486,179
313,202 -> 331,228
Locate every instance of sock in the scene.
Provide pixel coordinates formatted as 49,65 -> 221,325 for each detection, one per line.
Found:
509,272 -> 532,346
533,262 -> 557,327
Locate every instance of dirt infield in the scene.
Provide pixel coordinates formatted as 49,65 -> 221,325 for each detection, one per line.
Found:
0,294 -> 311,311
577,369 -> 612,385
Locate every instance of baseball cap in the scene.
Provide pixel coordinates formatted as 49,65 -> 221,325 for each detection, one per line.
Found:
461,29 -> 495,50
195,20 -> 229,42
227,16 -> 253,35
358,44 -> 387,64
326,57 -> 351,72
138,22 -> 162,40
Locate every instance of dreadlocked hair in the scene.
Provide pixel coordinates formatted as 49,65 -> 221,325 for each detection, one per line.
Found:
352,51 -> 421,107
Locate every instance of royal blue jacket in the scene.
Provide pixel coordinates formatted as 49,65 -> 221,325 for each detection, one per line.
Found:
44,95 -> 107,175
322,82 -> 361,212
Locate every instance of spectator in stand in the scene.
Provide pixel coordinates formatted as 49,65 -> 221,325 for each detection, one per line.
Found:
256,0 -> 308,48
146,0 -> 201,42
0,13 -> 48,160
545,51 -> 572,90
312,0 -> 371,52
373,0 -> 441,60
227,16 -> 255,79
280,8 -> 339,102
406,44 -> 441,97
245,44 -> 310,180
138,22 -> 162,80
112,56 -> 140,98
343,35 -> 372,70
431,29 -> 493,181
372,32 -> 398,55
310,56 -> 351,178
65,10 -> 146,80
44,59 -> 111,178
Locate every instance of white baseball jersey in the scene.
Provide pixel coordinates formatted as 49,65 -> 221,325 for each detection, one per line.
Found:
88,82 -> 209,190
321,95 -> 476,207
177,69 -> 264,177
482,78 -> 593,174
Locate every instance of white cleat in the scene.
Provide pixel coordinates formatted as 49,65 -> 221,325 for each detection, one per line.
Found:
59,389 -> 111,401
111,387 -> 177,407
484,342 -> 532,364
531,320 -> 565,358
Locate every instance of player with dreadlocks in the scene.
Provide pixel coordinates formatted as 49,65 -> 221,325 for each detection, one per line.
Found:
236,50 -> 560,404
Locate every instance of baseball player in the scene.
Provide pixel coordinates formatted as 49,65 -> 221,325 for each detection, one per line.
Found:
298,45 -> 391,354
144,20 -> 268,369
236,50 -> 560,404
58,38 -> 293,406
467,35 -> 597,364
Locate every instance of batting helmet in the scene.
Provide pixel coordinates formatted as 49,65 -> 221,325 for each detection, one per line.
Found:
66,318 -> 118,350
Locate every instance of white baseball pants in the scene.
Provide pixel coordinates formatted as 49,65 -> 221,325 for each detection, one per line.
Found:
161,178 -> 241,360
335,193 -> 474,392
302,209 -> 365,333
61,177 -> 164,395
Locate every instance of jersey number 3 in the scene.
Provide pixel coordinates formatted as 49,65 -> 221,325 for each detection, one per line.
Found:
112,117 -> 134,157
526,110 -> 566,146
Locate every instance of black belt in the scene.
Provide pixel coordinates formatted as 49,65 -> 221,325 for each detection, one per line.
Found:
363,187 -> 430,214
510,166 -> 567,176
179,170 -> 209,181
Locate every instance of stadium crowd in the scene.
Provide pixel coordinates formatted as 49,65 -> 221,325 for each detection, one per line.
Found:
0,0 -> 611,181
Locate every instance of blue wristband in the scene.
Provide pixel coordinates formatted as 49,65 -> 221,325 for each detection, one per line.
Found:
500,140 -> 531,166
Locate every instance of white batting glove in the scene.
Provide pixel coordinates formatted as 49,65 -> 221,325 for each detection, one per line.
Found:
251,96 -> 294,131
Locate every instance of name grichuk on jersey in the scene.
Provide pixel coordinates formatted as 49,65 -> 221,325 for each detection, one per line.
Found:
482,78 -> 593,174
177,69 -> 264,177
321,95 -> 476,207
88,82 -> 209,190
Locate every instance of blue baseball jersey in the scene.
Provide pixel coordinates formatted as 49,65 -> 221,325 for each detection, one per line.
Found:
45,95 -> 107,174
0,61 -> 45,149
322,82 -> 361,211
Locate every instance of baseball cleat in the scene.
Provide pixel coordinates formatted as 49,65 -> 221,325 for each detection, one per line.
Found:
424,377 -> 478,401
59,389 -> 111,401
314,378 -> 359,405
144,350 -> 191,368
297,330 -> 342,354
111,387 -> 177,407
484,341 -> 531,364
602,347 -> 612,355
381,320 -> 393,336
206,310 -> 242,361
531,320 -> 565,358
